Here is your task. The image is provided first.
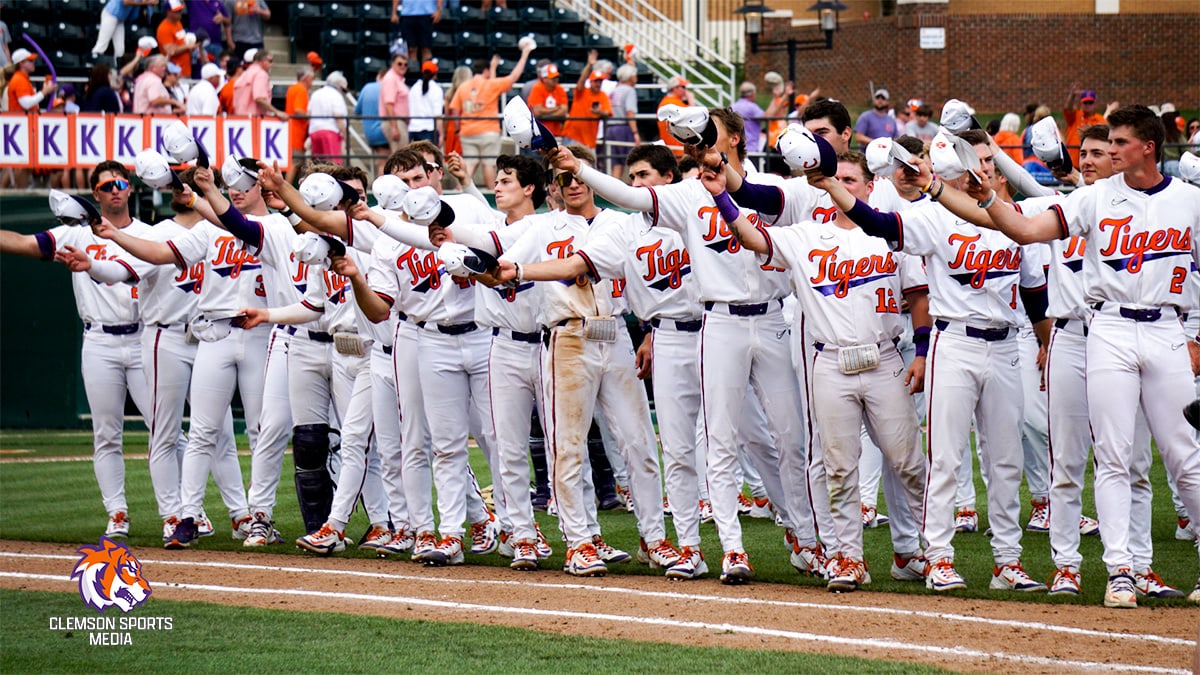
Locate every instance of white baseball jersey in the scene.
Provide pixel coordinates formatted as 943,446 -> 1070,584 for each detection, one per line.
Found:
123,219 -> 205,326
370,242 -> 474,324
894,201 -> 1045,327
168,220 -> 268,315
579,211 -> 702,322
868,178 -> 908,214
37,221 -> 151,324
243,213 -> 307,309
499,208 -> 629,326
752,172 -> 839,228
461,211 -> 544,333
760,221 -> 926,346
1017,195 -> 1089,322
443,192 -> 504,229
1053,174 -> 1200,312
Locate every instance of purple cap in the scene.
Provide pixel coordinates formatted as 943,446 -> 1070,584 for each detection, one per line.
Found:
1080,89 -> 1096,103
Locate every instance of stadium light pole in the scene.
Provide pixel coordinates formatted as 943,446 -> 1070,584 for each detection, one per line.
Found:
736,0 -> 846,83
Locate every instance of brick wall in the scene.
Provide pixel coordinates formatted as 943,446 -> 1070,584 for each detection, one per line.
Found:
744,5 -> 1200,113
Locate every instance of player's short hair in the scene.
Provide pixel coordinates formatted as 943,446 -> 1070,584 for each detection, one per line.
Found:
677,155 -> 700,176
496,154 -> 547,208
1079,124 -> 1110,144
384,148 -> 426,175
956,129 -> 990,148
708,107 -> 746,162
562,144 -> 596,167
625,144 -> 680,184
327,164 -> 369,189
407,140 -> 445,167
896,135 -> 925,157
801,98 -> 852,134
90,160 -> 130,189
1107,105 -> 1164,161
838,151 -> 873,182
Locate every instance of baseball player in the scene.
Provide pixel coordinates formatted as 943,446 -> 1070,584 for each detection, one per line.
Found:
939,106 -> 1200,605
826,128 -> 1052,592
1,162 -> 162,539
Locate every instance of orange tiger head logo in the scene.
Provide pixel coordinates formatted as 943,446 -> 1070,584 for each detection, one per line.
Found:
71,537 -> 152,614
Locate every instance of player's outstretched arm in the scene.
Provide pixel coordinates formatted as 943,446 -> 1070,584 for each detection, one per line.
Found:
553,147 -> 655,211
92,219 -> 176,265
975,182 -> 1063,244
258,161 -> 348,237
54,245 -> 133,283
699,165 -> 768,254
331,255 -> 392,324
0,230 -> 46,258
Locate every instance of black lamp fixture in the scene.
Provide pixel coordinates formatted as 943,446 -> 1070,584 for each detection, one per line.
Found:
736,0 -> 846,81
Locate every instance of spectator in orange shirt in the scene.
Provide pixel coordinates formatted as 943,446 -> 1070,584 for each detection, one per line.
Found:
1063,86 -> 1109,166
992,112 -> 1023,163
285,65 -> 315,182
232,48 -> 283,117
157,0 -> 193,78
562,54 -> 612,150
656,75 -> 692,153
6,48 -> 56,113
447,43 -> 534,187
217,56 -> 242,114
527,62 -> 567,138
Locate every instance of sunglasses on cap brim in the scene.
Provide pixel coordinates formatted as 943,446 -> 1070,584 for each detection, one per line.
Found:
96,178 -> 131,192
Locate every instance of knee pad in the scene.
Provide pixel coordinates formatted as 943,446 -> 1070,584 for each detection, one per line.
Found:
293,424 -> 331,471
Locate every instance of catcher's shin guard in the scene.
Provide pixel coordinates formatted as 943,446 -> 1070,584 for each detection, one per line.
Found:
293,424 -> 334,534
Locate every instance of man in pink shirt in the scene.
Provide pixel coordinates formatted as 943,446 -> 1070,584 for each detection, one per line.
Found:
133,55 -> 184,115
379,52 -> 410,151
232,49 -> 284,118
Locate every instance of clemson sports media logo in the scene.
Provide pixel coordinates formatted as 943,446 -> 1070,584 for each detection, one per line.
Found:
71,537 -> 152,614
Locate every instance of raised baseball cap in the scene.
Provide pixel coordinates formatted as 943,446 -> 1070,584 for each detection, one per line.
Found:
49,189 -> 101,226
244,48 -> 257,63
939,98 -> 981,134
137,36 -> 158,53
865,137 -> 896,176
437,242 -> 500,276
299,172 -> 359,211
306,51 -> 323,68
11,48 -> 36,63
134,149 -> 183,190
503,96 -> 557,152
763,71 -> 783,87
657,104 -> 717,148
162,120 -> 209,167
776,123 -> 837,176
538,63 -> 560,79
1080,89 -> 1096,103
371,174 -> 410,211
1030,116 -> 1072,173
1179,151 -> 1200,185
403,186 -> 456,228
929,129 -> 982,182
291,231 -> 347,267
221,154 -> 260,192
518,35 -> 537,52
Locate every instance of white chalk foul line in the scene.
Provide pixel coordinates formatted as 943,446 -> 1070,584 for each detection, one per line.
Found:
0,570 -> 1187,675
1,551 -> 1191,649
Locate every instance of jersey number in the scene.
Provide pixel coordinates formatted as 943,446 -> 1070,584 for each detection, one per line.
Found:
1169,267 -> 1186,294
874,288 -> 899,314
1009,284 -> 1018,310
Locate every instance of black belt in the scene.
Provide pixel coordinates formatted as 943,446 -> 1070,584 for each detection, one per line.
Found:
154,323 -> 183,330
1054,318 -> 1089,336
382,344 -> 393,355
935,319 -> 1010,342
307,330 -> 334,343
651,318 -> 703,332
814,336 -> 900,352
85,322 -> 140,335
492,327 -> 542,344
396,312 -> 409,322
1092,302 -> 1174,322
704,300 -> 777,316
277,324 -> 298,336
419,321 -> 479,336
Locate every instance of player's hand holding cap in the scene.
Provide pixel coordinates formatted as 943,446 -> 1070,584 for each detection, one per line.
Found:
1179,151 -> 1200,184
657,104 -> 717,149
299,172 -> 359,211
939,98 -> 981,134
134,149 -> 184,190
929,128 -> 982,182
372,174 -> 410,211
518,35 -> 537,51
403,186 -> 456,228
437,242 -> 500,277
137,36 -> 158,57
1029,116 -> 1073,173
503,97 -> 557,152
49,189 -> 101,226
776,123 -> 837,176
162,120 -> 208,167
291,231 -> 347,267
221,154 -> 261,191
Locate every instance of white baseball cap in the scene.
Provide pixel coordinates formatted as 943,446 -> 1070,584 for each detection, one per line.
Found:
518,35 -> 537,52
939,98 -> 980,134
776,124 -> 837,176
1179,151 -> 1200,184
200,63 -> 223,81
134,149 -> 182,190
657,104 -> 716,148
1029,115 -> 1073,173
137,36 -> 158,52
221,154 -> 260,192
929,129 -> 982,182
403,186 -> 456,227
299,172 -> 359,211
162,120 -> 208,166
864,137 -> 896,176
11,48 -> 36,63
503,96 -> 557,152
437,242 -> 500,277
244,48 -> 258,63
49,189 -> 100,226
873,88 -> 890,100
371,174 -> 409,211
291,231 -> 347,267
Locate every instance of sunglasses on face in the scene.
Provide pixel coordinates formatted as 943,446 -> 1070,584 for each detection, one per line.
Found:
96,178 -> 130,193
554,172 -> 581,188
56,215 -> 91,226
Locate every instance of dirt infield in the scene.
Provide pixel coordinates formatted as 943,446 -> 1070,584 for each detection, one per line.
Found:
1,540 -> 1195,673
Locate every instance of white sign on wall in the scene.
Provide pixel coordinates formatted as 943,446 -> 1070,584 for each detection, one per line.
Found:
920,27 -> 946,50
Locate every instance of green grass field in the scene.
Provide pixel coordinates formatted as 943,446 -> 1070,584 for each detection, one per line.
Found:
1,428 -> 1196,672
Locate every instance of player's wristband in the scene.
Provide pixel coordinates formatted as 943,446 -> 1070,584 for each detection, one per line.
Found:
920,177 -> 938,194
713,190 -> 740,225
286,211 -> 303,226
913,325 -> 931,358
513,262 -> 523,285
930,181 -> 945,201
185,193 -> 197,208
280,208 -> 294,218
977,190 -> 997,209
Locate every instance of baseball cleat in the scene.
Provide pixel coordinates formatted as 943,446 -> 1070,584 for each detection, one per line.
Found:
534,524 -> 553,559
497,530 -> 515,558
1103,568 -> 1137,608
1176,516 -> 1196,541
410,531 -> 438,563
162,516 -> 180,543
615,484 -> 633,512
1026,498 -> 1050,532
357,525 -> 392,552
1189,579 -> 1200,604
469,513 -> 499,555
954,509 -> 978,533
424,536 -> 464,566
1078,515 -> 1100,536
380,528 -> 416,557
296,524 -> 346,555
565,543 -> 607,577
990,562 -> 1046,592
719,551 -> 752,585
510,541 -> 539,571
106,511 -> 130,539
592,535 -> 631,564
196,511 -> 215,538
747,496 -> 774,519
164,517 -> 197,550
1048,567 -> 1082,595
827,556 -> 871,593
790,543 -> 828,578
890,552 -> 927,582
666,546 -> 707,580
862,505 -> 879,529
231,515 -> 253,540
1134,569 -> 1185,598
925,559 -> 967,591
244,512 -> 284,547
699,499 -> 714,524
736,493 -> 753,515
639,538 -> 683,570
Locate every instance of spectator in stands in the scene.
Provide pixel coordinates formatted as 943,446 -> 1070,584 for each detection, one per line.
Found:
993,112 -> 1023,163
1188,117 -> 1200,151
390,0 -> 437,64
355,68 -> 390,175
447,43 -> 534,187
380,52 -> 410,151
285,65 -> 314,182
605,63 -> 639,179
227,0 -> 270,56
1063,85 -> 1109,166
905,102 -> 937,145
0,5 -> 10,69
528,62 -> 568,139
307,71 -> 349,165
408,60 -> 444,145
133,54 -> 183,114
562,53 -> 611,150
853,88 -> 899,148
305,51 -> 323,78
164,62 -> 187,104
731,81 -> 765,153
186,61 -> 222,115
656,75 -> 692,153
232,48 -> 282,118
1161,106 -> 1183,177
520,58 -> 550,101
893,102 -> 913,130
217,55 -> 241,114
6,48 -> 56,113
443,65 -> 472,156
188,0 -> 230,60
762,71 -> 791,151
157,0 -> 193,77
92,0 -> 155,63
82,63 -> 122,113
